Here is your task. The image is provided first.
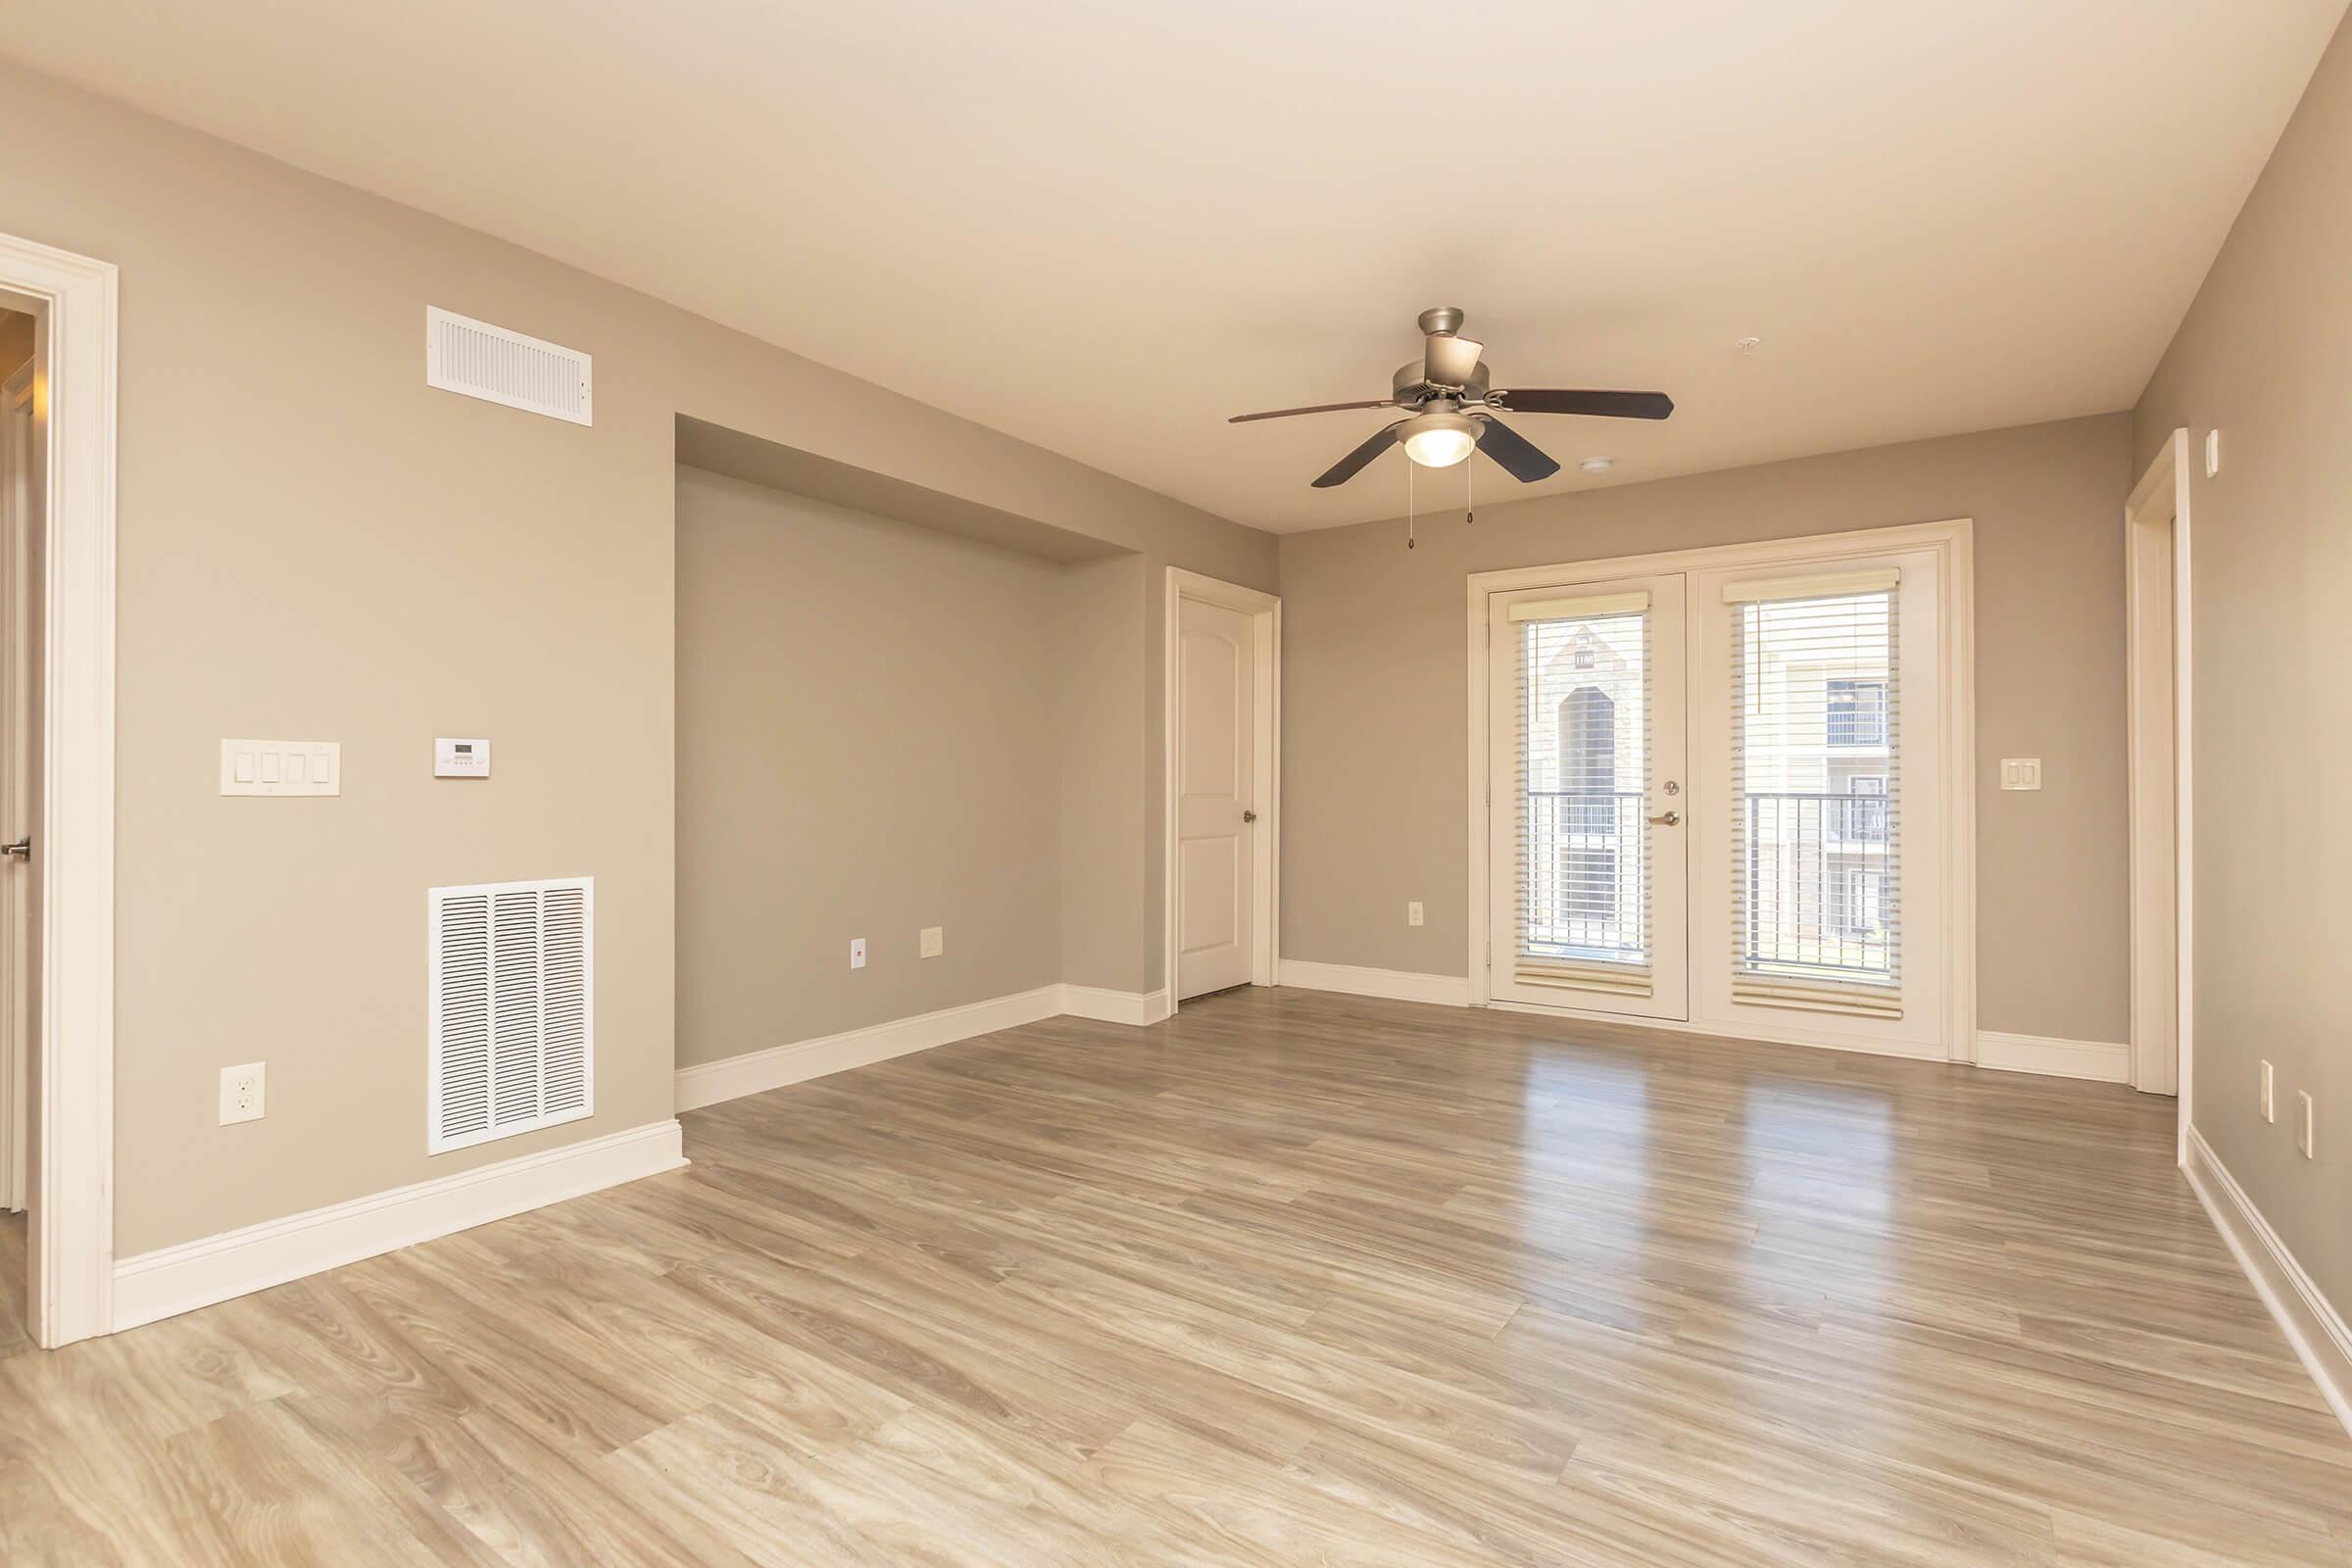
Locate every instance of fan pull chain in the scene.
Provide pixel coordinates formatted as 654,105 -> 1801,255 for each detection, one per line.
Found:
1466,451 -> 1475,527
1405,457 -> 1416,550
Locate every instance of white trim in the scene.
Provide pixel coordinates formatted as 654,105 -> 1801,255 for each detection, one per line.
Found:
1162,567 -> 1281,1005
2127,429 -> 2192,1117
2184,1126 -> 2352,1440
1465,520 -> 1976,1066
1974,1030 -> 2131,1083
111,1119 -> 685,1333
1059,984 -> 1174,1027
1277,959 -> 1476,1007
0,230 -> 119,1348
673,985 -> 1065,1112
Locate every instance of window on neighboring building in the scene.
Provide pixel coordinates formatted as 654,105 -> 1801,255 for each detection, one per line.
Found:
1826,677 -> 1887,746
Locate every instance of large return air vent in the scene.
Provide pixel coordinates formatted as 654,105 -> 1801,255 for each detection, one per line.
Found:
425,307 -> 593,425
428,877 -> 594,1154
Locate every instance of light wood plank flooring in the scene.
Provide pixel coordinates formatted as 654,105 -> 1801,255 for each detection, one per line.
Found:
2,987 -> 2346,1565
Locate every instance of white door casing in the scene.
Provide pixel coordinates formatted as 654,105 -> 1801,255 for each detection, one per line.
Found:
1176,594 -> 1255,999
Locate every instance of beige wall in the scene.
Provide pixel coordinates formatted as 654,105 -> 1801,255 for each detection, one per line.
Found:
0,60 -> 1273,1255
675,468 -> 1064,1065
1279,414 -> 2134,1046
2134,15 -> 2352,1309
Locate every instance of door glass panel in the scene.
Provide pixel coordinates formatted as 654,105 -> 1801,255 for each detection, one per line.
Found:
1517,608 -> 1648,971
1730,588 -> 1899,989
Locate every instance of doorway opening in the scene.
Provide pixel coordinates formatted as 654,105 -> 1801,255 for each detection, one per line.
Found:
1162,568 -> 1280,1008
0,308 -> 32,1361
2128,429 -> 2193,1126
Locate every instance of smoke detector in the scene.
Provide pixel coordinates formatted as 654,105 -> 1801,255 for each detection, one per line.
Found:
1580,457 -> 1614,476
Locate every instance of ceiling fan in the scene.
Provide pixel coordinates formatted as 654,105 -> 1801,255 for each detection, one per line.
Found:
1229,307 -> 1674,489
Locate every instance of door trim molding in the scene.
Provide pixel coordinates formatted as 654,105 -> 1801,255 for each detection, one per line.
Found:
1162,568 -> 1280,1004
2126,429 -> 2192,1127
1465,519 -> 1976,1061
0,232 -> 118,1348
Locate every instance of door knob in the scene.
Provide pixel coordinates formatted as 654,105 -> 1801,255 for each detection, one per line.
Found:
1646,810 -> 1680,827
0,837 -> 28,860
1242,808 -> 1257,823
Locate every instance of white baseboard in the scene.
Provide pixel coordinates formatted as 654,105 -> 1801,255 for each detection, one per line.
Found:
2184,1125 -> 2352,1439
1059,984 -> 1173,1026
1974,1030 -> 2131,1083
674,985 -> 1064,1112
1277,958 -> 1475,1007
112,1118 -> 685,1333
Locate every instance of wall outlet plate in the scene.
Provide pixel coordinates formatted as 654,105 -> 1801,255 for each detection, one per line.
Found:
220,1061 -> 266,1125
919,926 -> 944,958
849,937 -> 866,970
1407,901 -> 1425,927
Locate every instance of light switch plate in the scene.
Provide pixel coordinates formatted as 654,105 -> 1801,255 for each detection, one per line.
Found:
1999,758 -> 2042,792
2205,428 -> 2223,478
221,740 -> 339,797
434,737 -> 492,778
2261,1059 -> 2276,1122
2297,1090 -> 2316,1158
919,926 -> 944,958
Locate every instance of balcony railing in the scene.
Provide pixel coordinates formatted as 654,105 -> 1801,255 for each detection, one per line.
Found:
1521,790 -> 1646,961
1740,791 -> 1895,981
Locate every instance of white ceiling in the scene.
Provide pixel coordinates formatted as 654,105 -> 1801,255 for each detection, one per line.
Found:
7,2 -> 2343,531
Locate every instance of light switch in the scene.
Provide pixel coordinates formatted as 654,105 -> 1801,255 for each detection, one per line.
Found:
221,740 -> 341,798
2000,758 -> 2042,792
919,926 -> 944,958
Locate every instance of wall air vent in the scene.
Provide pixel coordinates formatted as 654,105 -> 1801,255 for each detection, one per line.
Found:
425,307 -> 593,426
428,877 -> 594,1154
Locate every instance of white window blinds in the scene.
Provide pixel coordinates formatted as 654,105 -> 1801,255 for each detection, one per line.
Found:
1513,597 -> 1652,993
1728,576 -> 1900,1014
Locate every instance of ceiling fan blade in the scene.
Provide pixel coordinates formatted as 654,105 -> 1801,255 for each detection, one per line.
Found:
1424,333 -> 1485,388
1472,416 -> 1561,483
1229,398 -> 1397,424
1310,420 -> 1406,488
1487,388 -> 1675,419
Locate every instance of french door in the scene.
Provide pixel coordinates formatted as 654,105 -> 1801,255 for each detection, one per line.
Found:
1485,544 -> 1949,1053
1487,573 -> 1689,1018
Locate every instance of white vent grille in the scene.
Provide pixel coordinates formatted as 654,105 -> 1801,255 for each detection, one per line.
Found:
425,307 -> 593,425
428,877 -> 593,1154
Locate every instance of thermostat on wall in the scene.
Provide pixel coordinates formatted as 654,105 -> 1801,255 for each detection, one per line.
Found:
435,738 -> 491,778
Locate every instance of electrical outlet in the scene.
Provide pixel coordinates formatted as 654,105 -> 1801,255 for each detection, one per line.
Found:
2261,1060 -> 2276,1122
1407,901 -> 1425,927
919,925 -> 944,958
849,937 -> 866,970
220,1062 -> 266,1125
2297,1091 -> 2316,1159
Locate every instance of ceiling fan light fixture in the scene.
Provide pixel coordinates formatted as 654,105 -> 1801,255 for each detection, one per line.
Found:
1400,411 -> 1478,468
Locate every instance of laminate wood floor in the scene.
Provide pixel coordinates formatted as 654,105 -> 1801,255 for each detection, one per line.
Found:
3,987 -> 2346,1565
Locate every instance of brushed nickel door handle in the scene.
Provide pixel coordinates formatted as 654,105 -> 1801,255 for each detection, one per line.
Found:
0,837 -> 28,860
1646,811 -> 1680,827
1242,808 -> 1257,823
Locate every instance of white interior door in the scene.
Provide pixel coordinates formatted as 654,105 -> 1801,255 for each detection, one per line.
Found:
1487,574 -> 1689,1019
0,361 -> 32,1214
1176,595 -> 1256,1000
